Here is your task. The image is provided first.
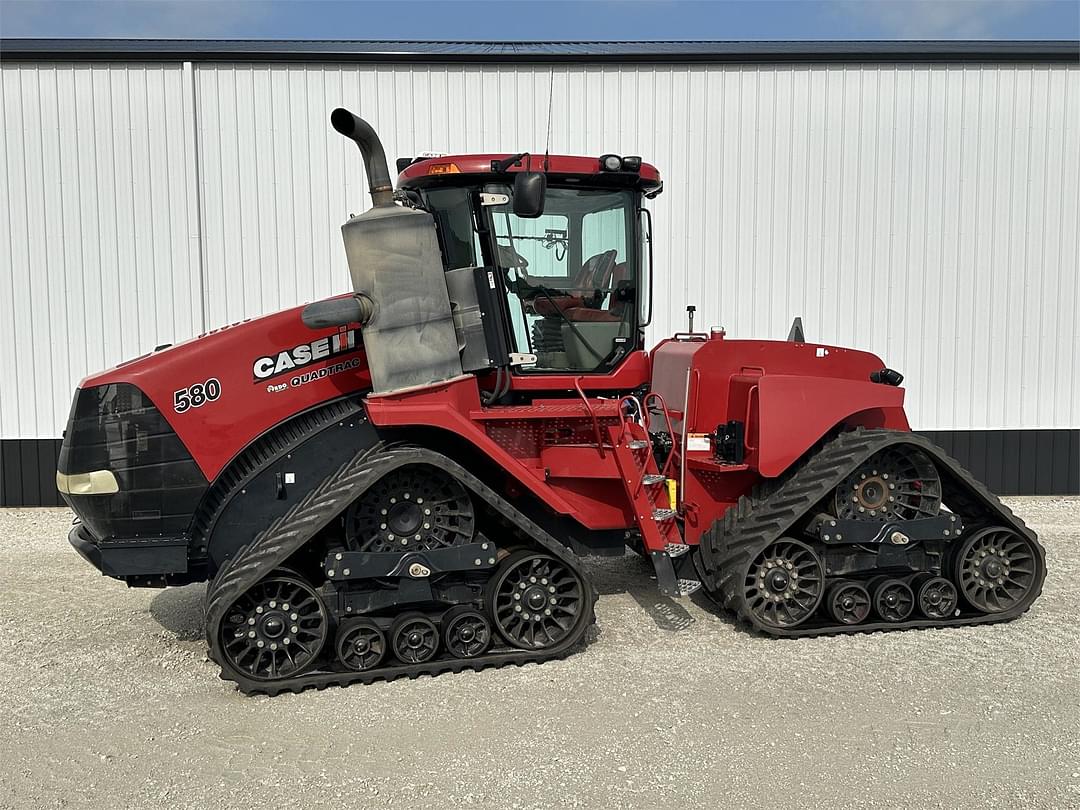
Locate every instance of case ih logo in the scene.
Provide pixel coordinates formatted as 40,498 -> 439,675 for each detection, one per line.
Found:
253,328 -> 361,381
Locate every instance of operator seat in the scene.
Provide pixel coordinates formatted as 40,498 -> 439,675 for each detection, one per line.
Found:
564,260 -> 628,323
530,250 -> 618,316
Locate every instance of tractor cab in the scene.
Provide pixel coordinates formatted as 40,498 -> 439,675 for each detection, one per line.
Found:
305,109 -> 663,396
397,153 -> 662,376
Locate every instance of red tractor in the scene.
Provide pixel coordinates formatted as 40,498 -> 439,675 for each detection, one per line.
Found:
58,109 -> 1045,694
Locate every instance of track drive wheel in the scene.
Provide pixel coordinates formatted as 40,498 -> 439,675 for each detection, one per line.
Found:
832,445 -> 941,521
345,466 -> 475,553
826,580 -> 871,625
742,538 -> 825,628
871,578 -> 915,622
219,571 -> 329,681
487,550 -> 587,650
442,606 -> 493,659
955,527 -> 1040,614
336,619 -> 387,671
914,575 -> 958,619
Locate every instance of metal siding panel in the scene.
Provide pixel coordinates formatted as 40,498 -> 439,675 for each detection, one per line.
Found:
984,430 -> 1006,494
35,438 -> 56,507
1,62 -> 200,441
1048,432 -> 1067,496
18,440 -> 39,506
1070,431 -> 1080,495
1035,429 -> 1054,495
1,441 -> 22,506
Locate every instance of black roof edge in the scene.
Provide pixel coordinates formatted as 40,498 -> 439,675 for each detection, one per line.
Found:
1,38 -> 1077,64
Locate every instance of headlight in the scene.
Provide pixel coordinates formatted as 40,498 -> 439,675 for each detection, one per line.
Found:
56,469 -> 119,495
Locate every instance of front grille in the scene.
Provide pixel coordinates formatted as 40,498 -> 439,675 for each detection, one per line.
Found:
58,383 -> 207,540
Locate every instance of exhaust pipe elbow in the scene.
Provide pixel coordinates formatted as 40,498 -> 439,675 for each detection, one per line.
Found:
331,107 -> 395,208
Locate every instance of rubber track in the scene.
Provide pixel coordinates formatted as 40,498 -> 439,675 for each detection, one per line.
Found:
696,427 -> 1047,637
204,443 -> 597,696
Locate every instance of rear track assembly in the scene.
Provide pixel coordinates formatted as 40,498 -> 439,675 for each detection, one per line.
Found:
697,428 -> 1046,637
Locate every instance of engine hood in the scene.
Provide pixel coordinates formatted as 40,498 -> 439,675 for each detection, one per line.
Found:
78,300 -> 371,481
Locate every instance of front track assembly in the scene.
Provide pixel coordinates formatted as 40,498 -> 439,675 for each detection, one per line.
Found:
204,445 -> 596,695
697,428 -> 1046,637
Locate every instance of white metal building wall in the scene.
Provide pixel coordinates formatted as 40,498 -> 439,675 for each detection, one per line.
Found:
1,62 -> 203,440
2,59 -> 1078,442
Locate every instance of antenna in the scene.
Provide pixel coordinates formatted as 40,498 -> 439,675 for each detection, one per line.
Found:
543,67 -> 554,171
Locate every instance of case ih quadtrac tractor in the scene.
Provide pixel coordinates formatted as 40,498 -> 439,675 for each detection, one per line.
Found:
58,109 -> 1045,694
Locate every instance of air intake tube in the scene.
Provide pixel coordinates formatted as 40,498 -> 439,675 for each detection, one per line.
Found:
330,107 -> 395,208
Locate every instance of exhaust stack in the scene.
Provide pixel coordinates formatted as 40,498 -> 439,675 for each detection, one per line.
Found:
330,107 -> 395,207
330,108 -> 464,394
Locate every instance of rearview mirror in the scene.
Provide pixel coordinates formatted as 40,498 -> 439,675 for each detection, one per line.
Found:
513,172 -> 546,218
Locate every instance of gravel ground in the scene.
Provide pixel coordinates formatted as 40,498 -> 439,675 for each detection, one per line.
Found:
0,498 -> 1077,810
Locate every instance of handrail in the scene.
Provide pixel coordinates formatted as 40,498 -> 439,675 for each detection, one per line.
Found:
574,376 -> 605,458
643,392 -> 678,482
616,395 -> 644,444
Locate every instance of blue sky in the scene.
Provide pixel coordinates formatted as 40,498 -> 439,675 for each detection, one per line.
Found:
1,0 -> 1077,40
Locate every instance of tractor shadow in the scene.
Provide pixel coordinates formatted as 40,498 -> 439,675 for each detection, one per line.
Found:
149,583 -> 206,641
583,553 -> 762,637
583,554 -> 698,633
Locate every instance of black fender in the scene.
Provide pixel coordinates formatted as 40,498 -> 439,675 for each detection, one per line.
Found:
194,395 -> 379,572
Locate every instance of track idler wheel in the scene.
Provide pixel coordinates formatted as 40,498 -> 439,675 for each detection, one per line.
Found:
442,606 -> 493,659
336,619 -> 387,671
487,550 -> 587,650
915,575 -> 958,619
871,578 -> 915,622
955,527 -> 1040,614
390,613 -> 440,664
219,571 -> 329,681
742,538 -> 825,629
826,580 -> 871,625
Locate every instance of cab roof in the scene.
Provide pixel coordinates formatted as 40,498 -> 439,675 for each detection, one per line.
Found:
397,153 -> 662,193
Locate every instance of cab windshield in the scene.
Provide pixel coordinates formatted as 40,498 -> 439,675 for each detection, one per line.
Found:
422,184 -> 639,373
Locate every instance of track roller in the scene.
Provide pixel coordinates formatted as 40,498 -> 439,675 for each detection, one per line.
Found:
390,613 -> 440,664
914,575 -> 958,619
826,580 -> 871,625
442,606 -> 493,659
871,578 -> 915,622
336,618 -> 387,671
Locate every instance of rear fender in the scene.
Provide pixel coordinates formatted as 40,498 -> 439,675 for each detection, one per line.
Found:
754,375 -> 908,477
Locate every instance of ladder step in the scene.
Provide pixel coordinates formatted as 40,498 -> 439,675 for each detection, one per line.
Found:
665,542 -> 691,557
627,439 -> 650,450
676,579 -> 703,597
642,474 -> 666,485
652,508 -> 677,522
